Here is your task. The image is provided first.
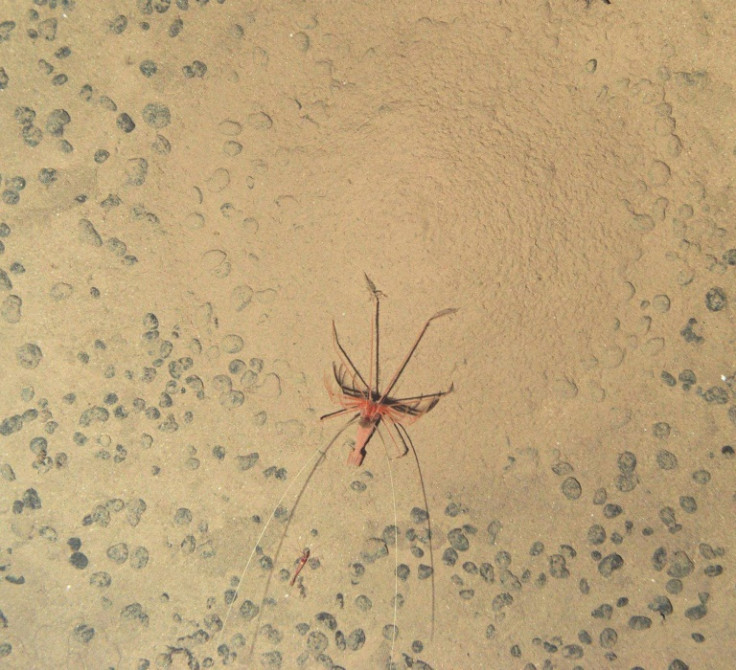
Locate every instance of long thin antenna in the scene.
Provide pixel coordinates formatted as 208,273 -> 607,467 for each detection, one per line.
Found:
395,422 -> 435,640
218,416 -> 358,651
377,427 -> 400,666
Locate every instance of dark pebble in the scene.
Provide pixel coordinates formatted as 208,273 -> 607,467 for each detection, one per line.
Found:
692,469 -> 711,484
169,18 -> 184,38
587,524 -> 606,545
73,623 -> 95,644
0,268 -> 12,290
417,564 -> 433,580
354,594 -> 371,611
682,318 -> 705,345
659,506 -> 678,529
499,568 -> 521,590
382,624 -> 398,642
30,436 -> 48,455
344,628 -> 365,651
652,422 -> 671,439
487,519 -> 502,544
552,461 -> 573,475
116,113 -> 135,132
679,369 -> 696,390
38,167 -> 57,184
23,488 -> 42,509
603,503 -> 622,518
701,386 -> 728,403
628,615 -> 652,630
0,415 -> 23,436
578,630 -> 592,644
704,564 -> 723,577
109,15 -> 128,34
444,502 -> 463,516
131,546 -> 149,569
495,550 -> 511,567
238,599 -> 259,620
648,595 -> 673,617
120,603 -> 148,626
666,579 -> 683,594
666,551 -> 693,578
561,477 -> 582,499
89,571 -> 111,588
396,564 -> 410,581
685,604 -> 707,620
592,603 -> 613,619
705,287 -> 727,311
679,496 -> 697,513
152,134 -> 171,155
107,542 -> 129,564
563,644 -> 584,659
699,543 -> 718,559
480,563 -> 494,583
652,546 -> 667,570
382,525 -> 399,545
142,103 -> 171,128
140,60 -> 157,76
70,552 -> 88,569
315,612 -> 337,631
656,449 -> 678,470
669,661 -> 689,670
16,343 -> 43,368
548,554 -> 569,578
46,108 -> 70,136
598,554 -> 623,577
661,371 -> 677,386
617,451 -> 637,473
723,248 -> 736,265
462,561 -> 477,575
530,541 -> 544,556
599,627 -> 617,648
447,528 -> 469,551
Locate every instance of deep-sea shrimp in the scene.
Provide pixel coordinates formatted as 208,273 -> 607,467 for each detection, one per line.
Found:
321,274 -> 456,466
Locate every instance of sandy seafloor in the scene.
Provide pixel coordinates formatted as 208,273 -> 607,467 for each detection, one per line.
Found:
1,2 -> 735,669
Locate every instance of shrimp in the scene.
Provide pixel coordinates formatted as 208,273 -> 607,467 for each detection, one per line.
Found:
321,274 -> 456,466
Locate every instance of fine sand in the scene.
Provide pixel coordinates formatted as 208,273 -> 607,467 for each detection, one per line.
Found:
1,2 -> 735,669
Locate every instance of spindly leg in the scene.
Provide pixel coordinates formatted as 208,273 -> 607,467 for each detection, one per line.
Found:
379,307 -> 457,403
383,419 -> 410,459
332,321 -> 369,392
319,407 -> 353,421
